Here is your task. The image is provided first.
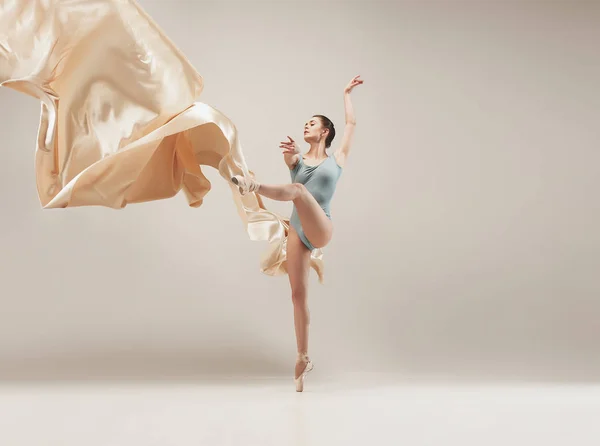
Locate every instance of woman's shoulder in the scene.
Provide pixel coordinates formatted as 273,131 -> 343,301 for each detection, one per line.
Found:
332,151 -> 345,169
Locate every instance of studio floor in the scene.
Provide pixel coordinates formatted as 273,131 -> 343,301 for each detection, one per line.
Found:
1,375 -> 599,446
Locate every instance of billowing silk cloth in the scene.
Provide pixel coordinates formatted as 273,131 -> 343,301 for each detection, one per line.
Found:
0,0 -> 325,283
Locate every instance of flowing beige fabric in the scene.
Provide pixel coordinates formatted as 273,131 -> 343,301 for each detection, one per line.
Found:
0,0 -> 325,283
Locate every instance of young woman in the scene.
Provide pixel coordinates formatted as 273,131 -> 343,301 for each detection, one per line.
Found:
232,75 -> 364,391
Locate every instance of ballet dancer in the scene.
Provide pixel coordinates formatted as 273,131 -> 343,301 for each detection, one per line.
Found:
232,75 -> 364,391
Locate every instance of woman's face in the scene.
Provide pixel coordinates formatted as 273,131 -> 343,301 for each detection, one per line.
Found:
303,117 -> 327,143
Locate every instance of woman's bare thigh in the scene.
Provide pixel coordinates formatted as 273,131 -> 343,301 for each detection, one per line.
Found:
293,185 -> 333,249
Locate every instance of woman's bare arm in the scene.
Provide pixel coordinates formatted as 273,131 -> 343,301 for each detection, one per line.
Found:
283,151 -> 300,169
280,136 -> 301,169
334,75 -> 363,167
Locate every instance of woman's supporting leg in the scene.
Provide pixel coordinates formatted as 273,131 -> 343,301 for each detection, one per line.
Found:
286,226 -> 313,379
258,183 -> 333,248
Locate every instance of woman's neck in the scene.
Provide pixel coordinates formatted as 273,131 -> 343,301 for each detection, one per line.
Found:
305,143 -> 328,160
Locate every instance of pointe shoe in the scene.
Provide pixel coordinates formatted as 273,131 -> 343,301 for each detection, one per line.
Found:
231,175 -> 260,195
294,352 -> 314,392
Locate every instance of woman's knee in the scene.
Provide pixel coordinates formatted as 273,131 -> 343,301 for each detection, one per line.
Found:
291,286 -> 308,304
291,290 -> 310,321
291,183 -> 307,200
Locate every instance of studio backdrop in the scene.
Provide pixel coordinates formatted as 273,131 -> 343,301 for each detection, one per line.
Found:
0,0 -> 598,382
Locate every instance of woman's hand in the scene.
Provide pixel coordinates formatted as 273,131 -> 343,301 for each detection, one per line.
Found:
344,75 -> 364,94
280,136 -> 300,155
280,136 -> 301,169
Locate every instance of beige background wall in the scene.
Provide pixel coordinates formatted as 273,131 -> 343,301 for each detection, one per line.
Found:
0,0 -> 598,381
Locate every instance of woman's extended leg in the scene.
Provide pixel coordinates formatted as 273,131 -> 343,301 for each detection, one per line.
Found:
257,182 -> 333,248
286,226 -> 313,382
232,176 -> 332,247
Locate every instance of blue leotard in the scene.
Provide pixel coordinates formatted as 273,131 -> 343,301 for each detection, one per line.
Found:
289,154 -> 343,251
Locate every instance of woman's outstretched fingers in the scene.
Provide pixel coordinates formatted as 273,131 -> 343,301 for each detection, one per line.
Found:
344,75 -> 364,93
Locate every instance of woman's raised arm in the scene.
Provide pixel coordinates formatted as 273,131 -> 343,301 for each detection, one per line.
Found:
334,75 -> 364,168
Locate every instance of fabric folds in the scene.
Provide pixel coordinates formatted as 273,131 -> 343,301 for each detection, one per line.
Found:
0,0 -> 325,283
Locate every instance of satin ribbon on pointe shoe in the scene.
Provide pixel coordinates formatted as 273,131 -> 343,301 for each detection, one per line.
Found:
231,175 -> 260,196
294,352 -> 313,392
